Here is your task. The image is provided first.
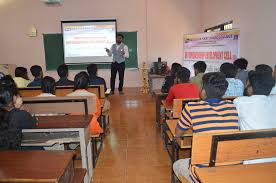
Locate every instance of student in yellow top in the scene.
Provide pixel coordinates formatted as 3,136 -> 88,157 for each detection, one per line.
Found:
190,61 -> 206,91
13,67 -> 30,88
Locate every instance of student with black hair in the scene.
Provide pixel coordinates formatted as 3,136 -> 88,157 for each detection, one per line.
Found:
161,62 -> 182,93
220,62 -> 244,96
0,84 -> 37,150
234,71 -> 276,164
13,67 -> 30,88
173,72 -> 239,182
87,64 -> 107,91
28,65 -> 43,87
253,64 -> 276,95
37,76 -> 56,97
234,58 -> 248,86
56,64 -> 74,86
67,71 -> 103,135
274,65 -> 276,80
255,64 -> 273,74
190,61 -> 207,91
106,34 -> 129,95
165,67 -> 199,106
272,65 -> 276,94
0,75 -> 22,109
0,72 -> 4,80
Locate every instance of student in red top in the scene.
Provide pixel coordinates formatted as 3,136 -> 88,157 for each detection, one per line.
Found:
166,67 -> 199,106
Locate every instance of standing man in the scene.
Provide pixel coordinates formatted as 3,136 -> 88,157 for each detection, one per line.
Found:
106,34 -> 129,95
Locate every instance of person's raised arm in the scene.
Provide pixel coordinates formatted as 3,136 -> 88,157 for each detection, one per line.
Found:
105,47 -> 112,57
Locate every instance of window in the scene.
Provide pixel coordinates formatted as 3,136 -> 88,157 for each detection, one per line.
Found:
205,21 -> 233,32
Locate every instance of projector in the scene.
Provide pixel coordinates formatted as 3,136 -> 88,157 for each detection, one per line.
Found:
42,0 -> 62,4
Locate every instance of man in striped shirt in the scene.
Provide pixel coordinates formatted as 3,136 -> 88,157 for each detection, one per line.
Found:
173,72 -> 239,183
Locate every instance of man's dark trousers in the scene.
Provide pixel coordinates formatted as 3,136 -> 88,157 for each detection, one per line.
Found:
110,62 -> 125,92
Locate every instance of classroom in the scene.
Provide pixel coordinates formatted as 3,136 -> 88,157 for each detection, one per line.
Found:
0,0 -> 276,183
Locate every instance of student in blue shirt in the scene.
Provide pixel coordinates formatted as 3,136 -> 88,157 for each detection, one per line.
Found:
27,65 -> 43,87
56,64 -> 74,86
220,62 -> 244,96
87,64 -> 107,91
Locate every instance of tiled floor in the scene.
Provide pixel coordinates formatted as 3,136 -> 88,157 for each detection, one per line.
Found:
92,88 -> 171,183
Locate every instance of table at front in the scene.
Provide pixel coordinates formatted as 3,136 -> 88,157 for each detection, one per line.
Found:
22,115 -> 93,183
148,74 -> 166,93
195,162 -> 276,183
0,151 -> 76,183
152,89 -> 168,127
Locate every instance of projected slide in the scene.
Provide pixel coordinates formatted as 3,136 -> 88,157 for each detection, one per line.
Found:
62,20 -> 116,64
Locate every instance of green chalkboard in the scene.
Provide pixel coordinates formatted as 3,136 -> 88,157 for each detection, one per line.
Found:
43,32 -> 138,70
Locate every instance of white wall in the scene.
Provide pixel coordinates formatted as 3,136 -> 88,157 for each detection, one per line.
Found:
200,0 -> 276,69
0,0 -> 201,87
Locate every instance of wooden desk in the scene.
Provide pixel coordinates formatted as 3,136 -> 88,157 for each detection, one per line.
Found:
196,162 -> 276,183
166,120 -> 192,143
166,120 -> 192,182
22,115 -> 92,183
152,90 -> 168,127
0,151 -> 82,183
166,120 -> 192,153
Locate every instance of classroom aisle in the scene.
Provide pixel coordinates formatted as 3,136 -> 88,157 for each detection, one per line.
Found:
92,88 -> 171,183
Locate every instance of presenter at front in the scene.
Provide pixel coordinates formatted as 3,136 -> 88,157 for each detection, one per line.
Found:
105,34 -> 129,95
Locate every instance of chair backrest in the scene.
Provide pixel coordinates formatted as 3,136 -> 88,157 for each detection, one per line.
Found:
19,85 -> 105,99
172,98 -> 200,118
191,129 -> 276,167
172,96 -> 239,119
22,96 -> 96,115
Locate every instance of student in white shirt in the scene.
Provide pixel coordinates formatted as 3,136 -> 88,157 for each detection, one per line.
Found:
254,64 -> 276,95
36,76 -> 56,97
234,71 -> 276,164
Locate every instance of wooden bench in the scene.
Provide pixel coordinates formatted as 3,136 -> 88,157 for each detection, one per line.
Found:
19,85 -> 105,99
171,96 -> 238,119
20,85 -> 109,131
179,129 -> 276,183
0,151 -> 86,183
23,96 -> 96,115
22,96 -> 103,169
152,89 -> 168,127
164,120 -> 192,161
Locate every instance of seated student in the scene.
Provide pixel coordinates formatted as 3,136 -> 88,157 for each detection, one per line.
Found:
234,58 -> 249,87
234,71 -> 276,164
87,64 -> 107,91
274,65 -> 276,80
27,65 -> 43,87
166,67 -> 199,106
0,72 -> 4,79
220,62 -> 244,96
13,67 -> 30,88
272,65 -> 276,94
0,75 -> 22,109
190,61 -> 206,91
0,83 -> 37,150
255,64 -> 273,74
67,72 -> 103,135
173,72 -> 239,183
36,76 -> 56,97
161,63 -> 182,93
254,64 -> 276,95
56,64 -> 74,86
